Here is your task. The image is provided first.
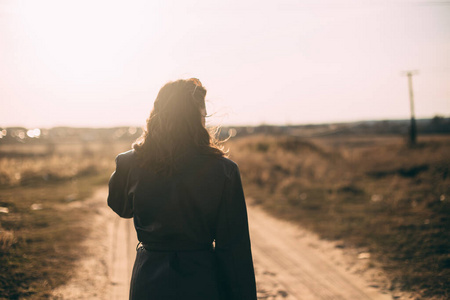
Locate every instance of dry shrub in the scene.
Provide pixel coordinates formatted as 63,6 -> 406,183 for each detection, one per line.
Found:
0,228 -> 15,251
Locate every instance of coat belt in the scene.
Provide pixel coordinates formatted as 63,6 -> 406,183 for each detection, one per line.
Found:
136,241 -> 214,252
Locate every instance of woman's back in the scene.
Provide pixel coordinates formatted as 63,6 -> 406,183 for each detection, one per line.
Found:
108,149 -> 256,300
113,149 -> 239,248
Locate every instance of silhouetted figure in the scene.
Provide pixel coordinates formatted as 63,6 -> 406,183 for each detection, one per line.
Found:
107,79 -> 257,300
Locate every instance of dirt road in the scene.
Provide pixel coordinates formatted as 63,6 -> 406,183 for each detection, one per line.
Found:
52,187 -> 400,300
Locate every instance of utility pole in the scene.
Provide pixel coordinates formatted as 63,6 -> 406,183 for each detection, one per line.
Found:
402,70 -> 419,146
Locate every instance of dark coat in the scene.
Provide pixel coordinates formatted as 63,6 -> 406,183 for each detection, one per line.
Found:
107,150 -> 257,300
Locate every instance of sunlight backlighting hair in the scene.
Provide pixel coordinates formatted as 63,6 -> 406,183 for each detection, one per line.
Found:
132,79 -> 225,175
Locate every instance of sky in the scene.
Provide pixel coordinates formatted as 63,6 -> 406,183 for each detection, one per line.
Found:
0,0 -> 449,128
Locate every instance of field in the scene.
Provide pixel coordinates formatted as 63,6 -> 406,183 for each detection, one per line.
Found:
0,140 -> 130,299
0,133 -> 449,299
227,134 -> 450,299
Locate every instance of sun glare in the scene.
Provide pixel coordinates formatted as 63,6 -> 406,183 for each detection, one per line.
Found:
16,0 -> 154,85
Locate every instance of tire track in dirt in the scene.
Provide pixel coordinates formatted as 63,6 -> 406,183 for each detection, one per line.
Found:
51,188 -> 137,300
109,215 -> 136,300
248,204 -> 392,300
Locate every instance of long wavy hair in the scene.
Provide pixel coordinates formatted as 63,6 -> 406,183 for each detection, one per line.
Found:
133,79 -> 225,175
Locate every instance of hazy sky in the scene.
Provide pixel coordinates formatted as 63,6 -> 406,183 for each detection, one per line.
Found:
1,0 -> 449,128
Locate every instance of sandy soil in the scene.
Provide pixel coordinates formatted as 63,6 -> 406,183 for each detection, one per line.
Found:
51,187 -> 413,300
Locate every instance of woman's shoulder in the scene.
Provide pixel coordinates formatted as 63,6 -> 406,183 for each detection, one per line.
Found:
198,154 -> 240,177
216,156 -> 238,169
115,149 -> 136,165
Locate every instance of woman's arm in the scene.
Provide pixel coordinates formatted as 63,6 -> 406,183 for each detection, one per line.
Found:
215,164 -> 257,300
107,151 -> 134,218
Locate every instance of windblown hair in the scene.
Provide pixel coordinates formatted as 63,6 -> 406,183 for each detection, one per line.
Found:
133,79 -> 225,175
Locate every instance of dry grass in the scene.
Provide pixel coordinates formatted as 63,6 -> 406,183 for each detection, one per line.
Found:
0,141 -> 130,187
1,134 -> 449,298
0,140 -> 132,299
227,134 -> 450,299
0,176 -> 108,299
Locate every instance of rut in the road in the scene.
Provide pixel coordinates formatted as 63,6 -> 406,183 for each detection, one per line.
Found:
248,204 -> 391,300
